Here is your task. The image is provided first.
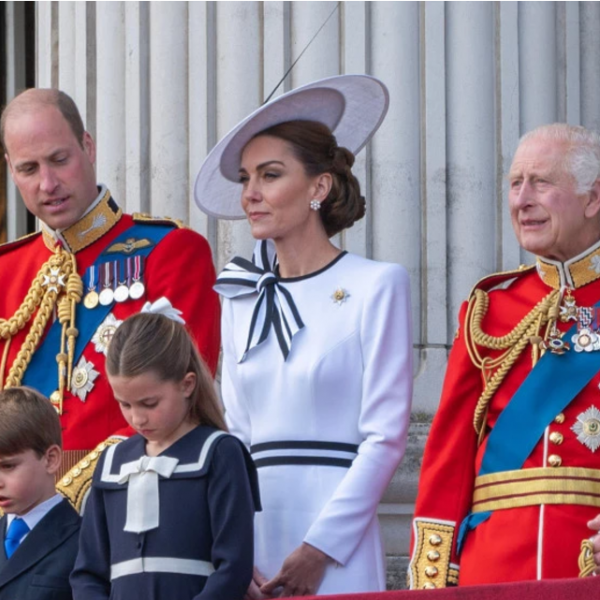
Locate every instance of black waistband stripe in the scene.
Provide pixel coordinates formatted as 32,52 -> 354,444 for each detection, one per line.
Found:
251,441 -> 359,454
253,456 -> 354,469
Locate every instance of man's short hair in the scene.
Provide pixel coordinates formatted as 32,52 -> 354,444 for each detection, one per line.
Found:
0,387 -> 62,457
520,123 -> 600,195
0,88 -> 85,151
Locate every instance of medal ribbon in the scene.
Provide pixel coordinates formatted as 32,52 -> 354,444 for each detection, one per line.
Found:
104,262 -> 112,291
214,240 -> 304,362
87,265 -> 97,292
113,260 -> 119,291
135,256 -> 144,282
126,257 -> 133,286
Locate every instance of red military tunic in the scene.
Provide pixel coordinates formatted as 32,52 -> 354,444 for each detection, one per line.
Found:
409,240 -> 600,588
0,188 -> 220,468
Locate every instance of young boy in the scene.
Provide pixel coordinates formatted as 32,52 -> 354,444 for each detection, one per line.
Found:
0,387 -> 80,600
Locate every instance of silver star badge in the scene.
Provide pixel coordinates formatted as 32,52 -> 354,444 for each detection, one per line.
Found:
71,356 -> 100,402
92,313 -> 123,355
331,288 -> 350,306
42,267 -> 66,293
571,406 -> 600,452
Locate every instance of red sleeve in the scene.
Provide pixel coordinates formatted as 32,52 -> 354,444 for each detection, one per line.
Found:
408,301 -> 481,588
143,227 -> 221,374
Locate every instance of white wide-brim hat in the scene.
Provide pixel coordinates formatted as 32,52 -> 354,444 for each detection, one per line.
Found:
194,74 -> 389,220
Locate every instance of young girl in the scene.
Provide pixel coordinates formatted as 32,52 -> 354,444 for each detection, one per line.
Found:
70,308 -> 260,600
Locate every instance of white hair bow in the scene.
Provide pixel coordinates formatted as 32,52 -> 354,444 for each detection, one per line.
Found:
141,297 -> 186,324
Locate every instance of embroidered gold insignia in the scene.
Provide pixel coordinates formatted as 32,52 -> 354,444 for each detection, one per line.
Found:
105,238 -> 153,255
331,288 -> 350,305
92,313 -> 123,355
71,357 -> 100,402
77,214 -> 108,240
571,406 -> 600,452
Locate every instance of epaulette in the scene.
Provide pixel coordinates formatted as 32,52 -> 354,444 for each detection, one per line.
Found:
132,212 -> 187,230
0,230 -> 41,256
468,264 -> 536,300
56,436 -> 123,514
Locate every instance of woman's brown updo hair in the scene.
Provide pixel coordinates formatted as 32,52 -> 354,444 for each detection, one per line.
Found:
254,120 -> 366,237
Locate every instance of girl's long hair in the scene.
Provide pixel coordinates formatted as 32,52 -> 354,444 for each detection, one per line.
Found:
106,312 -> 227,431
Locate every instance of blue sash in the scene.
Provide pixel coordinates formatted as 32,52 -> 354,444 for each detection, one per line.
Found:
458,302 -> 600,550
22,223 -> 174,396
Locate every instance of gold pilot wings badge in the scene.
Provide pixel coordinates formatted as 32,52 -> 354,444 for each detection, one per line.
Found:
103,238 -> 154,255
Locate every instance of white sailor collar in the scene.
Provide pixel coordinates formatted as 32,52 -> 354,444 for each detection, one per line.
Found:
95,426 -> 227,488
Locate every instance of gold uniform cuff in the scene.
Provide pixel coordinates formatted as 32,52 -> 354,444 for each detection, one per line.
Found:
408,519 -> 457,589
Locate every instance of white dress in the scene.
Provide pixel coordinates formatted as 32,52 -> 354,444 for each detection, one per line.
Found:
220,250 -> 413,594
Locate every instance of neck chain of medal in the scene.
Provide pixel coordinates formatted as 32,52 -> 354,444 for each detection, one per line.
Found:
0,244 -> 83,414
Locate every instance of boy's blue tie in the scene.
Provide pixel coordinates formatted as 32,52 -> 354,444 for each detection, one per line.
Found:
4,518 -> 29,558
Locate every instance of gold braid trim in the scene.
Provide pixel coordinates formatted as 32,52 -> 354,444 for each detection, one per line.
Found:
0,247 -> 83,411
465,288 -> 561,439
578,539 -> 596,577
3,248 -> 73,388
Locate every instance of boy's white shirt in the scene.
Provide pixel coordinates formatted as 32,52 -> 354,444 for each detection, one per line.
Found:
5,493 -> 64,542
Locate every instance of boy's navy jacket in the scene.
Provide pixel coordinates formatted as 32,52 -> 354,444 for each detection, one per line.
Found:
71,425 -> 260,600
0,499 -> 81,600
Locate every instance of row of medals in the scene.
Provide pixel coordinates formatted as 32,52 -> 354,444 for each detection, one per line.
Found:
545,290 -> 597,354
83,277 -> 145,309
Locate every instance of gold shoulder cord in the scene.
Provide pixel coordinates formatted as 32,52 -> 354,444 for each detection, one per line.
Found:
0,246 -> 83,412
464,287 -> 561,441
578,539 -> 596,577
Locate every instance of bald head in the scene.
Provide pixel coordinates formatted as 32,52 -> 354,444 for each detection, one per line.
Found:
1,89 -> 86,154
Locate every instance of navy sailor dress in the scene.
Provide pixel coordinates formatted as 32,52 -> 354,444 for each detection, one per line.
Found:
70,425 -> 260,600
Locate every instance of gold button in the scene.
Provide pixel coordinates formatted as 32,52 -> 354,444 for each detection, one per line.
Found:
554,413 -> 565,424
549,432 -> 564,445
429,534 -> 442,546
427,550 -> 440,562
98,443 -> 107,451
90,451 -> 99,460
80,459 -> 91,468
425,566 -> 439,578
548,454 -> 562,467
423,582 -> 437,589
61,476 -> 73,486
72,467 -> 82,477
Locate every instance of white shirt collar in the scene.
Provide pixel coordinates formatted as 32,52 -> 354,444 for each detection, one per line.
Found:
6,493 -> 64,536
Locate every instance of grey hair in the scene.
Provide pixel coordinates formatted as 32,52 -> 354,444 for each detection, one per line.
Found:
519,123 -> 600,195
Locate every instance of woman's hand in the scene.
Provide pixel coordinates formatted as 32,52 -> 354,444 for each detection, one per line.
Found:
260,543 -> 333,597
245,566 -> 271,600
587,515 -> 600,573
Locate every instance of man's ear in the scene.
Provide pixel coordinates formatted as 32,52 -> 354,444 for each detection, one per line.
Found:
585,179 -> 600,218
82,131 -> 96,165
5,154 -> 14,179
44,444 -> 62,476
